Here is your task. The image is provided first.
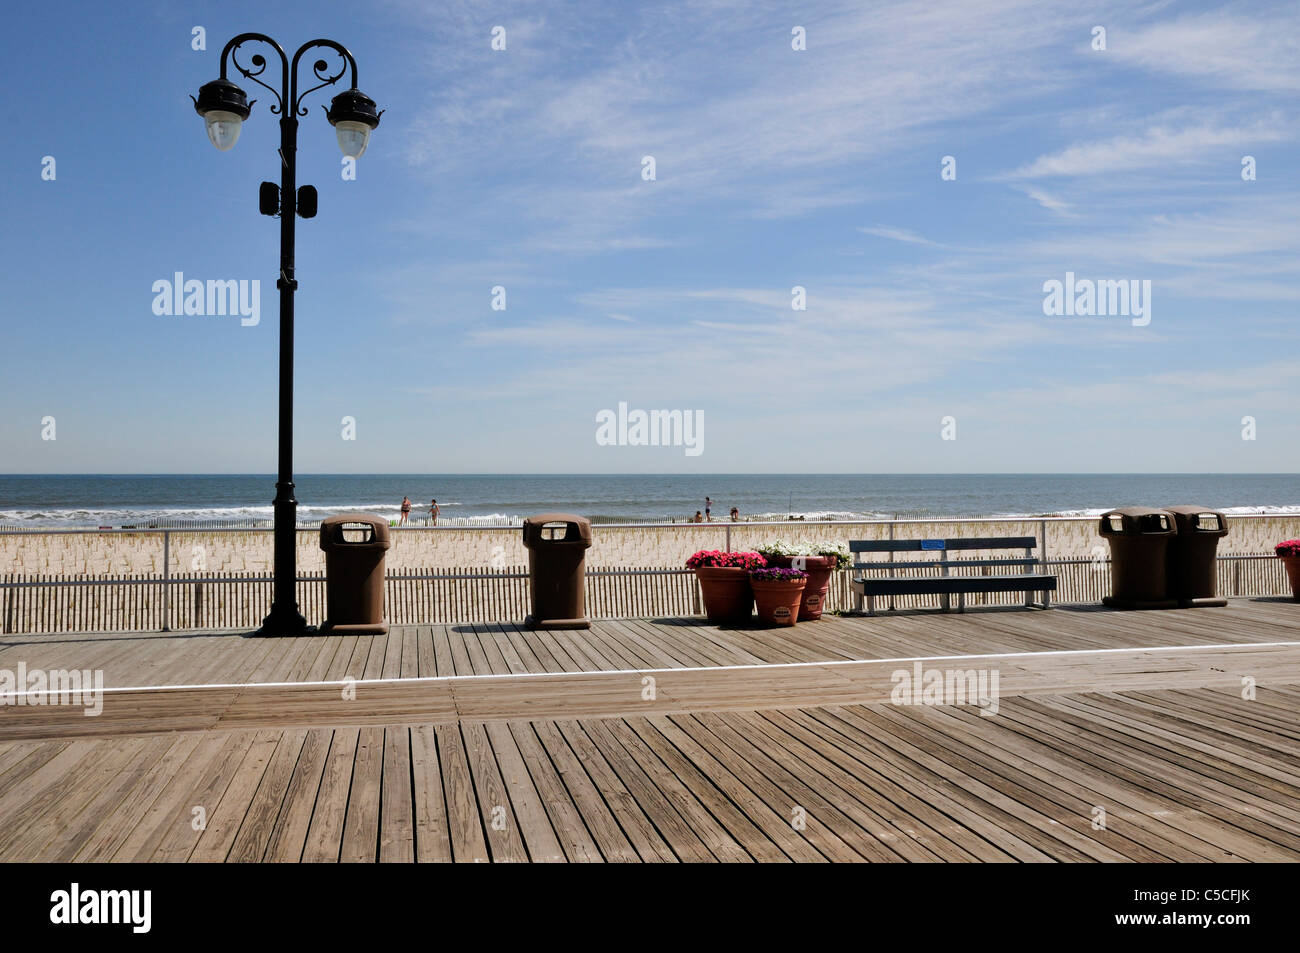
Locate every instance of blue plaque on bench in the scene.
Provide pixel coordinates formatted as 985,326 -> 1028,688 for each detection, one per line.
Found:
921,539 -> 945,551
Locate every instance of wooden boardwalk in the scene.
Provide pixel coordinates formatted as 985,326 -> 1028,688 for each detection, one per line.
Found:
2,597 -> 1297,688
2,686 -> 1298,862
0,599 -> 1298,862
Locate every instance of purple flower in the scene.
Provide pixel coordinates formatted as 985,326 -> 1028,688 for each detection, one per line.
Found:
749,567 -> 809,582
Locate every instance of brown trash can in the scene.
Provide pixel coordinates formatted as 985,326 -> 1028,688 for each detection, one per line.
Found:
320,514 -> 391,634
1099,507 -> 1179,609
1165,505 -> 1229,608
522,514 -> 592,629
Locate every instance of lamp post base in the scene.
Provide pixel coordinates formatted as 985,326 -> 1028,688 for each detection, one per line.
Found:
255,603 -> 312,637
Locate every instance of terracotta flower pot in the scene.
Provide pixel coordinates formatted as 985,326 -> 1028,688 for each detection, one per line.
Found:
751,577 -> 807,627
695,566 -> 754,623
1281,555 -> 1300,601
764,554 -> 837,620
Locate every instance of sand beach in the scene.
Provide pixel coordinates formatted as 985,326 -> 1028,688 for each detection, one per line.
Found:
3,514 -> 1298,576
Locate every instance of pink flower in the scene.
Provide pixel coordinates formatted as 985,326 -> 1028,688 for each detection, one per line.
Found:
686,550 -> 767,570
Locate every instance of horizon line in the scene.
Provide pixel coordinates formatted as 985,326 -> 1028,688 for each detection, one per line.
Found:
3,471 -> 1300,478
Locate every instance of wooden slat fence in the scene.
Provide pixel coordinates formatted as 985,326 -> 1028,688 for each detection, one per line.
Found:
0,556 -> 1292,635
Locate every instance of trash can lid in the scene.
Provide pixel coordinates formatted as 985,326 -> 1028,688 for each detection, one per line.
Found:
320,513 -> 392,550
1164,504 -> 1229,536
522,513 -> 593,547
1099,507 -> 1176,536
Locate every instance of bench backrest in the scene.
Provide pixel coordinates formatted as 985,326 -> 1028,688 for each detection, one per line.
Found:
850,536 -> 1039,573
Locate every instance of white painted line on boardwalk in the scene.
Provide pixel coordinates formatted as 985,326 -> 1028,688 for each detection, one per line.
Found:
56,639 -> 1300,697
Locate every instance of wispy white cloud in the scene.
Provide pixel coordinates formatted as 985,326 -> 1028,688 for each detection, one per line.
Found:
1105,7 -> 1300,92
368,0 -> 1300,471
394,0 -> 1096,245
1020,188 -> 1072,215
1015,196 -> 1300,270
858,225 -> 942,246
1006,118 -> 1289,179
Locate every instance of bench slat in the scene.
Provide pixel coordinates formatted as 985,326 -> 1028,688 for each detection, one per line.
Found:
852,574 -> 1057,597
850,536 -> 1037,553
853,558 -> 1035,571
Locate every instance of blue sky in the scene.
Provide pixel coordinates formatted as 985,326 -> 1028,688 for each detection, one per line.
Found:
1,0 -> 1297,474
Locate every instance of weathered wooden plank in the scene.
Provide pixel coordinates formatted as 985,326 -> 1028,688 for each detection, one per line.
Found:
339,726 -> 385,862
410,724 -> 452,863
553,720 -> 679,862
0,736 -> 165,861
433,723 -> 489,863
262,728 -> 333,862
226,729 -> 311,862
593,718 -> 750,862
73,733 -> 206,861
144,731 -> 262,862
301,728 -> 360,863
461,723 -> 529,862
188,730 -> 283,862
530,721 -> 639,862
379,726 -> 415,862
483,721 -> 566,862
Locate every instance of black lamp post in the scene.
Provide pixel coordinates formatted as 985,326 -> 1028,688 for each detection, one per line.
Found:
193,34 -> 382,636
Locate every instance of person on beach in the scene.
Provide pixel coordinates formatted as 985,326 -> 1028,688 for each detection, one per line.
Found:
399,496 -> 411,526
730,507 -> 739,522
429,499 -> 440,525
692,510 -> 704,523
705,497 -> 713,521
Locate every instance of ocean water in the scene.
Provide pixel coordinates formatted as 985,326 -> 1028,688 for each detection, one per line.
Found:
0,473 -> 1298,528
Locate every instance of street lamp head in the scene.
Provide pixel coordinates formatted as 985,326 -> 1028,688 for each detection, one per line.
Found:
325,87 -> 383,159
192,77 -> 252,152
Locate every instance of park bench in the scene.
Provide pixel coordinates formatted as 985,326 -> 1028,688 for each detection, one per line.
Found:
850,536 -> 1057,615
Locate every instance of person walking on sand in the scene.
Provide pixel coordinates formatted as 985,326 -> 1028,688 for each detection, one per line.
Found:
730,506 -> 739,522
428,498 -> 440,526
705,497 -> 713,521
399,496 -> 411,526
